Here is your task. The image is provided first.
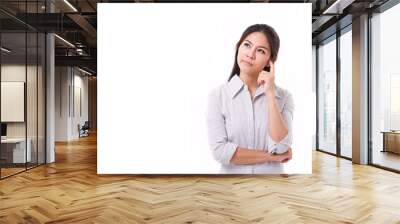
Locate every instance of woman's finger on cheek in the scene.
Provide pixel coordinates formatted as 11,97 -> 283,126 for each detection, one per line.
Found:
270,61 -> 275,73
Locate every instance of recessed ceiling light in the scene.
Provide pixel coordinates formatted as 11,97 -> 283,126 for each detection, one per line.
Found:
323,0 -> 355,15
63,0 -> 78,12
78,67 -> 93,76
54,34 -> 75,48
1,47 -> 11,53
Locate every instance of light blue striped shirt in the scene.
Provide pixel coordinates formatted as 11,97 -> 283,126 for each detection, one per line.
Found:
206,75 -> 294,174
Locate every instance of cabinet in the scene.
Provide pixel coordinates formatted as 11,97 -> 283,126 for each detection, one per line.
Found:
381,131 -> 400,154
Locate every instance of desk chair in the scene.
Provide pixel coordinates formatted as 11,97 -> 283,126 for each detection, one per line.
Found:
79,121 -> 90,138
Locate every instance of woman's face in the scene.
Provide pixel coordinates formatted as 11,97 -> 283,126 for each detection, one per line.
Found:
237,32 -> 271,75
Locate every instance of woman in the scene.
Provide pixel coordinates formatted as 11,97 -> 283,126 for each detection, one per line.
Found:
206,24 -> 294,174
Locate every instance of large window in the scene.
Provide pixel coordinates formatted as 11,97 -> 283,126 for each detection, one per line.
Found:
317,26 -> 353,159
371,2 -> 400,171
318,36 -> 337,154
339,27 -> 352,158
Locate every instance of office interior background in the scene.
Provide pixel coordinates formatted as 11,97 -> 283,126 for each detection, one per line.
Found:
0,0 -> 97,179
1,0 -> 400,223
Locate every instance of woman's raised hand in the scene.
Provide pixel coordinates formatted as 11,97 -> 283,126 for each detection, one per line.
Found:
257,61 -> 275,95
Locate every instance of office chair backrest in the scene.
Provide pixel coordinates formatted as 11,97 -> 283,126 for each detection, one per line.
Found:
82,121 -> 90,129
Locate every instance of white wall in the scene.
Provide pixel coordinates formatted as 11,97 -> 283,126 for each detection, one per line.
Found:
73,72 -> 89,137
55,66 -> 70,141
1,64 -> 46,163
55,66 -> 89,141
1,65 -> 40,137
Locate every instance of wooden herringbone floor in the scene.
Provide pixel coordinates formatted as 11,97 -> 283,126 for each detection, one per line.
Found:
1,134 -> 400,224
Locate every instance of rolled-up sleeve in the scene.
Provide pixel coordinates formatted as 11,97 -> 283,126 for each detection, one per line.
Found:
267,92 -> 294,154
206,88 -> 238,165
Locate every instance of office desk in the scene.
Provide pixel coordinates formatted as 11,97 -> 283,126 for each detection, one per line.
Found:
1,138 -> 32,163
381,131 -> 400,154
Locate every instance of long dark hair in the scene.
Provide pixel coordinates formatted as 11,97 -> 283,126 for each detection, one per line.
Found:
228,24 -> 280,81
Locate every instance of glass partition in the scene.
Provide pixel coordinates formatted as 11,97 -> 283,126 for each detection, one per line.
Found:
371,3 -> 400,171
27,30 -> 38,169
38,32 -> 45,165
0,1 -> 46,179
1,31 -> 28,177
339,28 -> 352,158
317,35 -> 337,155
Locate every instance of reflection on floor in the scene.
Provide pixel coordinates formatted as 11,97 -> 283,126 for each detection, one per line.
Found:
0,163 -> 41,178
0,167 -> 25,177
373,150 -> 400,171
341,147 -> 352,158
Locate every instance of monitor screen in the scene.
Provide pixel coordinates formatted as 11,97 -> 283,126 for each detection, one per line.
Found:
1,123 -> 7,137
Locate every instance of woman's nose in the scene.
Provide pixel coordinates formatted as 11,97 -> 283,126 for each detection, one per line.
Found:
246,48 -> 256,59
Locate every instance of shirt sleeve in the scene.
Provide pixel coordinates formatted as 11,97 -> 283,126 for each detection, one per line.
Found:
206,88 -> 238,165
267,92 -> 294,154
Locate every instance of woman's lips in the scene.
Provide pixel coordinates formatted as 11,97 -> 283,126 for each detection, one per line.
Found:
241,60 -> 253,66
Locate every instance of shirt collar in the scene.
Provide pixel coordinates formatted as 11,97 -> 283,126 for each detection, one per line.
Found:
228,75 -> 244,98
228,74 -> 282,99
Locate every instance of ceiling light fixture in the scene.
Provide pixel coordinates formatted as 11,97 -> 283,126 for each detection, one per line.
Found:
322,0 -> 355,15
54,34 -> 75,48
78,67 -> 93,76
63,0 -> 78,12
1,47 -> 11,53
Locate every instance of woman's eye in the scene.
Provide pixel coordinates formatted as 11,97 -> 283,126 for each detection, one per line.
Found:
243,43 -> 250,48
257,49 -> 265,54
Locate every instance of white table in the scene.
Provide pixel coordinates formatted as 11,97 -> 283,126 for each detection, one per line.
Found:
1,138 -> 32,163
